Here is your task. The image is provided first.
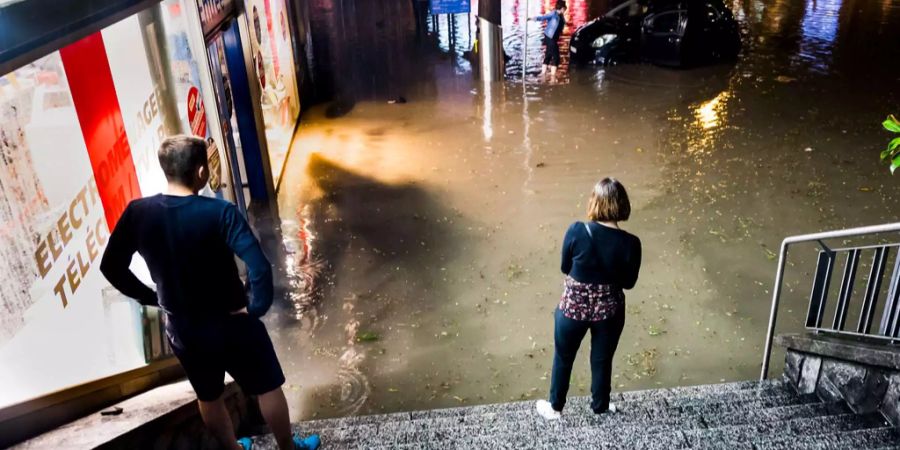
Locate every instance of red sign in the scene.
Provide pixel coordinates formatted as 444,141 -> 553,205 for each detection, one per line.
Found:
60,32 -> 141,230
187,86 -> 207,137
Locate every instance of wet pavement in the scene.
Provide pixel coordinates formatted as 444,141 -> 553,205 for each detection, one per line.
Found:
267,0 -> 900,421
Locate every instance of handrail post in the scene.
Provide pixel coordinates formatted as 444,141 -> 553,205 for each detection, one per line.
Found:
761,241 -> 789,380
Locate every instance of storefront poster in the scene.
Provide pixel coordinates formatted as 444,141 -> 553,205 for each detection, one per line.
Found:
187,86 -> 208,137
0,0 -> 226,408
0,50 -> 145,409
197,0 -> 236,37
246,0 -> 299,186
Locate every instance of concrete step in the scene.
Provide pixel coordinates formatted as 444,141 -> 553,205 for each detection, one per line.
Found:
383,414 -> 888,450
298,379 -> 792,431
295,399 -> 842,448
294,390 -> 811,440
688,413 -> 889,449
267,379 -> 900,450
753,426 -> 900,450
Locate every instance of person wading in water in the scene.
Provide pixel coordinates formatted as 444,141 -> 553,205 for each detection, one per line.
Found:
530,1 -> 568,83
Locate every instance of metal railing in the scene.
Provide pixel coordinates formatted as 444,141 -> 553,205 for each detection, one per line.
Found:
760,222 -> 900,380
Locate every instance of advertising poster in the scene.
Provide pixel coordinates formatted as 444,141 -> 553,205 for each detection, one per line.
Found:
0,50 -> 145,408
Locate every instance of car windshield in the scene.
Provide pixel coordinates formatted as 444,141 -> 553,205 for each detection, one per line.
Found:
605,0 -> 643,18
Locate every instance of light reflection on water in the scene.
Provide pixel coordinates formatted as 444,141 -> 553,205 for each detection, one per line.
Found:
797,0 -> 842,73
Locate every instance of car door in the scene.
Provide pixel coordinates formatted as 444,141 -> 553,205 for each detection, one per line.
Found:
641,9 -> 687,66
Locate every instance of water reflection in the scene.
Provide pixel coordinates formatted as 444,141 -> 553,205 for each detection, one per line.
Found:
695,91 -> 730,131
797,0 -> 842,73
503,0 -> 590,83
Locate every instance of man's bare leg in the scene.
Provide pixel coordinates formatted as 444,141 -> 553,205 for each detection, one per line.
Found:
198,396 -> 242,450
550,65 -> 558,83
258,387 -> 294,450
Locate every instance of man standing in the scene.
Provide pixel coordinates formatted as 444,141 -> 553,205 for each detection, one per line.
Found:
100,135 -> 319,450
530,1 -> 568,82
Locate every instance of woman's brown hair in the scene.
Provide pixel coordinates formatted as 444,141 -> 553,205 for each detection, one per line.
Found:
586,177 -> 631,222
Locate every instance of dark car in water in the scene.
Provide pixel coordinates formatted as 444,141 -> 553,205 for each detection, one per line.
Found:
569,0 -> 741,67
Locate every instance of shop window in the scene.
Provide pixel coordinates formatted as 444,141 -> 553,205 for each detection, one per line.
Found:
246,0 -> 300,187
0,0 -> 227,409
0,51 -> 146,408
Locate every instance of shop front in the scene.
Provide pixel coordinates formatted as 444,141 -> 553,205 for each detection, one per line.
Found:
0,0 -> 303,444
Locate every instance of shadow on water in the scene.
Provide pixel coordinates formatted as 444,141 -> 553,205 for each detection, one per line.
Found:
278,153 -> 479,417
324,99 -> 357,118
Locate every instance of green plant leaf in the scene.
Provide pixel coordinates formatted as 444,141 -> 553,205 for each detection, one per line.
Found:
891,154 -> 900,174
890,137 -> 900,151
885,115 -> 900,133
882,147 -> 892,161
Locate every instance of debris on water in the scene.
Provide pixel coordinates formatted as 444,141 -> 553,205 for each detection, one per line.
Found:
647,324 -> 666,336
356,331 -> 380,343
858,186 -> 874,192
536,162 -> 546,168
624,348 -> 659,378
804,147 -> 814,152
762,247 -> 777,260
775,75 -> 796,83
388,387 -> 399,393
506,263 -> 526,281
387,96 -> 407,104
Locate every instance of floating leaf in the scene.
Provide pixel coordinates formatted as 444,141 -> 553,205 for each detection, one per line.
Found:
356,331 -> 380,343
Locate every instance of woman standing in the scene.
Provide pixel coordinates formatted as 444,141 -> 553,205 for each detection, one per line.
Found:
537,178 -> 642,419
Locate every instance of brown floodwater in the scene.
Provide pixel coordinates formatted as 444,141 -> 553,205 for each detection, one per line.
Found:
267,0 -> 900,420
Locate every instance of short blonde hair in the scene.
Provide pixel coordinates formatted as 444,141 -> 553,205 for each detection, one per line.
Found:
587,178 -> 631,222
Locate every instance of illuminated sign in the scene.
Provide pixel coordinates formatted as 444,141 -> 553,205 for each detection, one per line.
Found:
197,0 -> 236,37
430,0 -> 470,14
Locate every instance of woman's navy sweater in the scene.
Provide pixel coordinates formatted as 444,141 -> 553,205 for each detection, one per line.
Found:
560,221 -> 642,289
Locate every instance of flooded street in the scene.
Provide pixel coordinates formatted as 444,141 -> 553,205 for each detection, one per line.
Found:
269,0 -> 900,420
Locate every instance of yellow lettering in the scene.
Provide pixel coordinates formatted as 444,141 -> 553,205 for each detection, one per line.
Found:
47,230 -> 63,262
69,187 -> 88,229
57,214 -> 73,246
53,276 -> 68,308
35,240 -> 52,278
66,259 -> 81,294
86,228 -> 99,262
77,251 -> 91,278
88,179 -> 99,206
95,218 -> 109,246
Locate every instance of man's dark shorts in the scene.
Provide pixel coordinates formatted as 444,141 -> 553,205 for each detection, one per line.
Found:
166,314 -> 285,401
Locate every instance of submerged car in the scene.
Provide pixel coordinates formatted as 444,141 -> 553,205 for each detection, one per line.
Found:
570,0 -> 741,67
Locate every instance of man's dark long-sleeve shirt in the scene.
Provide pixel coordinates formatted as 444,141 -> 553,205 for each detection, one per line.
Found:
100,194 -> 273,319
561,221 -> 641,288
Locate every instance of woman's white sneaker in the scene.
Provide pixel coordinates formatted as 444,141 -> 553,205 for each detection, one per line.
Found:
535,400 -> 561,420
608,402 -> 618,413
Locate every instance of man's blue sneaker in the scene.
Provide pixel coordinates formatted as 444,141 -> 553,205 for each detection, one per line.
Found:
237,437 -> 253,450
293,433 -> 321,450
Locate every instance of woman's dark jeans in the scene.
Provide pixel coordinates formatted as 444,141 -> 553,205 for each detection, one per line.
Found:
548,306 -> 626,413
